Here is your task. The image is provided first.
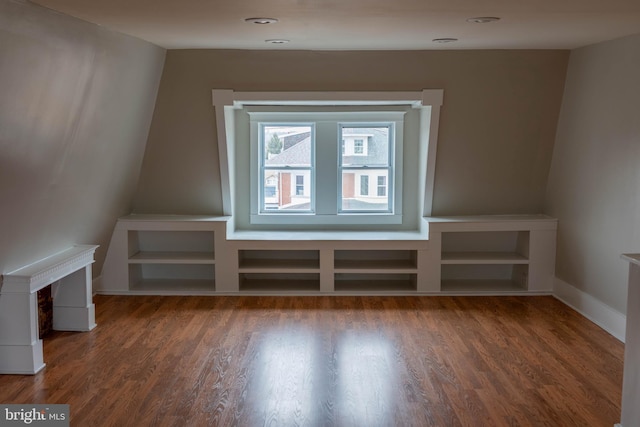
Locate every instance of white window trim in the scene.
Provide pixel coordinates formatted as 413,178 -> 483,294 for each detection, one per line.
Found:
247,110 -> 403,225
212,90 -> 443,228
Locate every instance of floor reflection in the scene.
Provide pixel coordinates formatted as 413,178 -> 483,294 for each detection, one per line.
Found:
247,327 -> 397,427
336,331 -> 395,426
252,328 -> 319,425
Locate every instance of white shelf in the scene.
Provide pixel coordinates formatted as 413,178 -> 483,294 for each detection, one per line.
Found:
238,250 -> 320,273
441,252 -> 528,264
228,229 -> 428,242
238,258 -> 320,272
129,251 -> 215,264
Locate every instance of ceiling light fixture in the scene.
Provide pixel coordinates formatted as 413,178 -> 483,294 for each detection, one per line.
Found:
265,39 -> 290,44
432,38 -> 458,43
466,17 -> 500,24
244,17 -> 278,24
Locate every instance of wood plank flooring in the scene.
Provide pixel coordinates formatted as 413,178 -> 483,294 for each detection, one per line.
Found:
0,296 -> 624,426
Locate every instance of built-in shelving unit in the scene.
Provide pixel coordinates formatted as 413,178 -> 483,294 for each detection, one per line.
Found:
100,214 -> 556,296
224,232 -> 430,294
100,215 -> 230,295
426,215 -> 557,294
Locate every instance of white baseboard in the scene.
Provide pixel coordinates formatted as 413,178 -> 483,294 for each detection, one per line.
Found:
553,277 -> 626,342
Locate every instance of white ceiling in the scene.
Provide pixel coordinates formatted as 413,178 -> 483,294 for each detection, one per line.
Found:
31,0 -> 640,50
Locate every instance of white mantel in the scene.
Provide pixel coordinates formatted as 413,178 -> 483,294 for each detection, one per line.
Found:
618,254 -> 640,427
0,245 -> 98,374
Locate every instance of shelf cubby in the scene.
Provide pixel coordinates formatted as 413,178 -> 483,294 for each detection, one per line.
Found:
128,264 -> 216,293
441,231 -> 529,263
334,250 -> 418,272
440,264 -> 528,293
238,250 -> 320,272
239,273 -> 320,293
128,230 -> 215,261
334,273 -> 417,293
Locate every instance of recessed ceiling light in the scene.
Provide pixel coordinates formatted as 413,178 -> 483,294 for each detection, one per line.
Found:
244,17 -> 278,24
265,39 -> 290,44
466,17 -> 500,23
432,38 -> 458,43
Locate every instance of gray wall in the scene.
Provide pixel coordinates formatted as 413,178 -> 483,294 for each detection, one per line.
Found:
133,49 -> 569,216
545,33 -> 640,314
0,0 -> 165,276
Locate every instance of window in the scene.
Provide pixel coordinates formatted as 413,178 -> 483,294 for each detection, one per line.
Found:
213,89 -> 444,228
259,124 -> 314,212
296,175 -> 305,196
247,110 -> 403,224
340,124 -> 392,212
354,139 -> 364,154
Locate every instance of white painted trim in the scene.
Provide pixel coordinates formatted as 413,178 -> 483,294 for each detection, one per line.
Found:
2,245 -> 99,294
250,213 -> 403,225
212,89 -> 443,229
553,277 -> 626,342
212,89 -> 235,215
229,91 -> 430,108
422,105 -> 441,216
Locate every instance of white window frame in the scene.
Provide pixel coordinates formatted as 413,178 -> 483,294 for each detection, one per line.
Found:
212,90 -> 444,228
247,110 -> 404,225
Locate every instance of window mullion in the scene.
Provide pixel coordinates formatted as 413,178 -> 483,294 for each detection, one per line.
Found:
315,122 -> 338,216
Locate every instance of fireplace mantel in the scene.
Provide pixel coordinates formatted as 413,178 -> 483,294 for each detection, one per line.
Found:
0,245 -> 98,374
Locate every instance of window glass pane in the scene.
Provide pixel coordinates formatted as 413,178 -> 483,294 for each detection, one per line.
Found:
263,125 -> 312,167
263,170 -> 311,211
340,126 -> 389,167
341,170 -> 389,211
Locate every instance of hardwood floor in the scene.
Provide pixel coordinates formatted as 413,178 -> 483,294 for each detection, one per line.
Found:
0,296 -> 624,426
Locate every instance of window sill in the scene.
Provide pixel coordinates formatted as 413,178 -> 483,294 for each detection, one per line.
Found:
250,213 -> 403,226
227,227 -> 427,241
